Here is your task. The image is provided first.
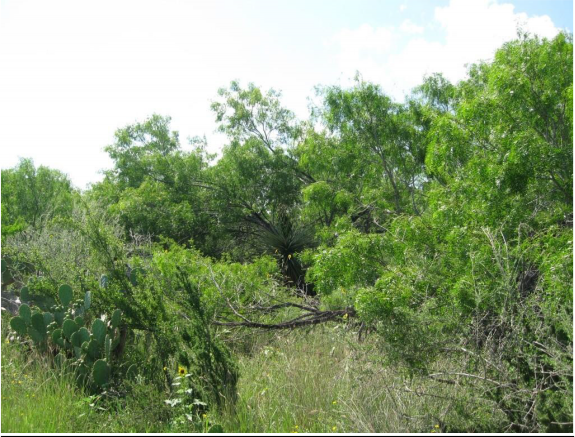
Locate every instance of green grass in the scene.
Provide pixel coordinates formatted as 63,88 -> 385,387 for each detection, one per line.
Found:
210,324 -> 486,433
2,320 -> 502,433
1,338 -> 173,433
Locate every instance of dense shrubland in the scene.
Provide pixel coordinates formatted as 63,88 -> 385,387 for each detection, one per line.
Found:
2,33 -> 572,432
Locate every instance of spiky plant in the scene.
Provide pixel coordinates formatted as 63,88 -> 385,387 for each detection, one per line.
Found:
257,212 -> 315,295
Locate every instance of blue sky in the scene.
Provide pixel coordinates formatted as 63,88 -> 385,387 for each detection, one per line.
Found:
0,0 -> 572,188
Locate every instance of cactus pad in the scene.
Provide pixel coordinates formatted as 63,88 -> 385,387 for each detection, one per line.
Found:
54,311 -> 65,327
105,334 -> 112,361
62,319 -> 79,340
18,304 -> 31,324
93,359 -> 111,387
86,339 -> 100,360
71,327 -> 90,348
92,319 -> 106,346
27,327 -> 44,343
10,316 -> 27,336
84,290 -> 91,311
111,309 -> 121,329
31,312 -> 47,336
99,274 -> 109,289
43,312 -> 54,327
58,284 -> 73,307
52,328 -> 65,347
20,286 -> 30,303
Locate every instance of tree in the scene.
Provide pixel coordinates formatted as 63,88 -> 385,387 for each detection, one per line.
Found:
1,158 -> 74,237
297,78 -> 427,234
91,115 -> 218,253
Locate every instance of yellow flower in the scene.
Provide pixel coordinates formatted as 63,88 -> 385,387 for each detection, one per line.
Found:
332,400 -> 337,405
343,313 -> 348,319
178,365 -> 186,376
435,424 -> 440,428
163,367 -> 167,371
332,426 -> 337,431
288,254 -> 292,260
202,413 -> 207,419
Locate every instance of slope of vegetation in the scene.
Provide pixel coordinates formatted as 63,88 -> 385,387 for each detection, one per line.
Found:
1,32 -> 572,433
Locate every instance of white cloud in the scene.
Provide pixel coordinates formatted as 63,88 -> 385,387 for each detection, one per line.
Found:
333,24 -> 394,56
332,0 -> 561,100
400,19 -> 424,34
0,0 -> 323,188
400,4 -> 407,12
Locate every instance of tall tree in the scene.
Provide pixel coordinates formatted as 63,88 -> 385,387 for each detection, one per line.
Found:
1,158 -> 74,237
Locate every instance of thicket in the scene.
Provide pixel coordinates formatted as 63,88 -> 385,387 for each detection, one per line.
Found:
2,32 -> 572,432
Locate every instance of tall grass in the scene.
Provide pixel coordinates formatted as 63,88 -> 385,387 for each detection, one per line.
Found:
213,324 -> 493,433
1,338 -> 172,433
2,319 -> 504,433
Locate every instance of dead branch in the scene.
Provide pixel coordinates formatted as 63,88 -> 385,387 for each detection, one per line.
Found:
247,302 -> 320,313
213,307 -> 356,330
203,260 -> 355,330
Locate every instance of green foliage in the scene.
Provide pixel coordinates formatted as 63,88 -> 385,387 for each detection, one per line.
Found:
145,245 -> 240,407
304,230 -> 387,295
94,114 -> 217,253
1,158 -> 74,239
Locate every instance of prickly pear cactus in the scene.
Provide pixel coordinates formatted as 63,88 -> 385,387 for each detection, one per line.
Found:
62,319 -> 79,340
58,284 -> 73,307
30,312 -> 47,341
7,283 -> 126,394
92,359 -> 111,387
111,309 -> 121,329
19,304 -> 31,324
9,316 -> 27,336
84,290 -> 91,310
92,319 -> 106,345
20,286 -> 30,303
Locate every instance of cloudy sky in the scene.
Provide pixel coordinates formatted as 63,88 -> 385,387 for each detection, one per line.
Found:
0,0 -> 572,189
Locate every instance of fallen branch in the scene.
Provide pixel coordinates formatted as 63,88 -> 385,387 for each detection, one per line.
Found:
203,260 -> 355,330
214,308 -> 356,330
247,302 -> 320,314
